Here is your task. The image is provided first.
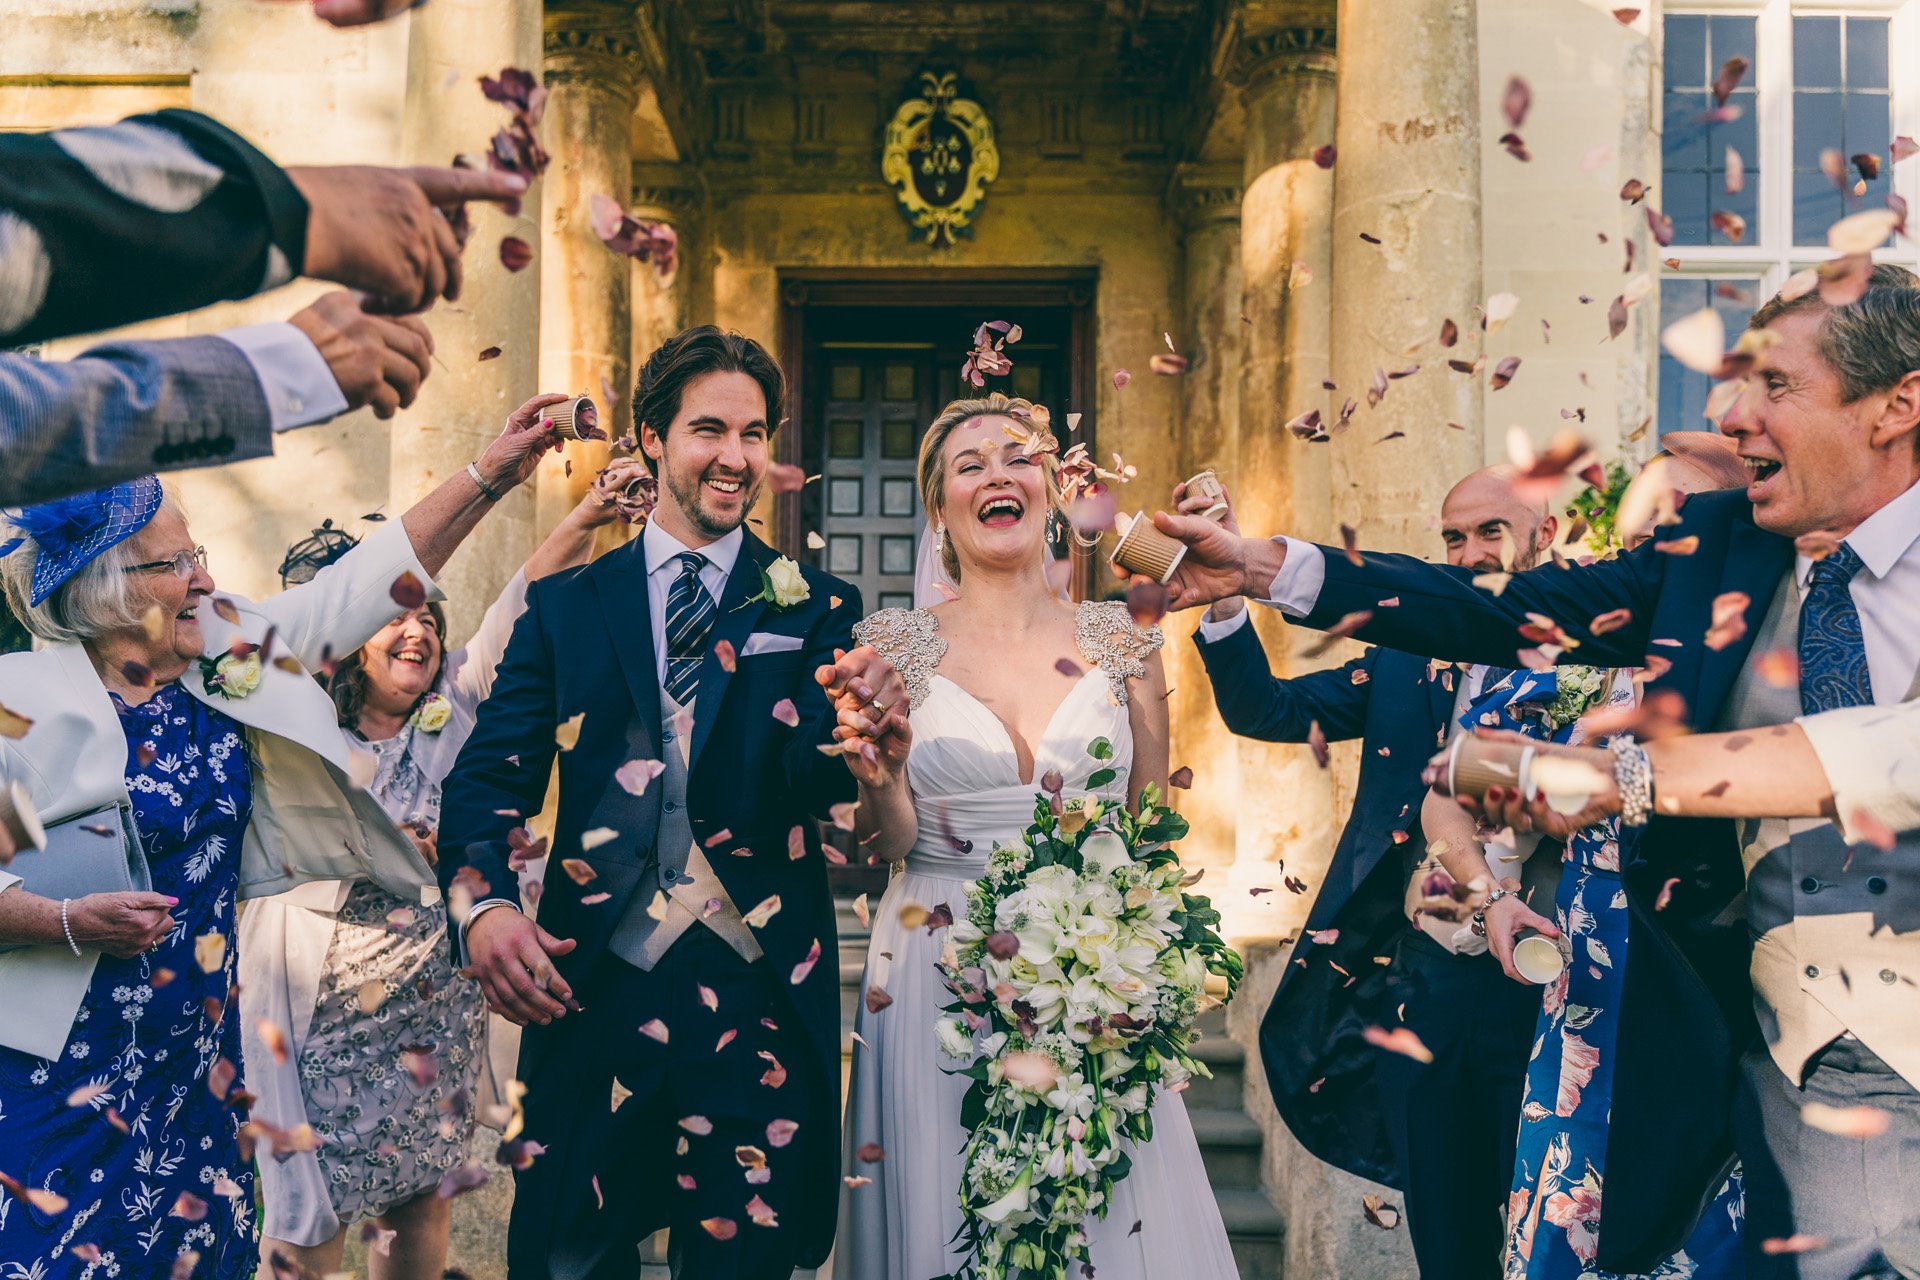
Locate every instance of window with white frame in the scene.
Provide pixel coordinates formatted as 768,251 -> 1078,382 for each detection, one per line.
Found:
1658,0 -> 1920,435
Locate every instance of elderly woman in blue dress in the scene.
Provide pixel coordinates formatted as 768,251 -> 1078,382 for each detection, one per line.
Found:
240,451 -> 646,1280
0,394 -> 565,1280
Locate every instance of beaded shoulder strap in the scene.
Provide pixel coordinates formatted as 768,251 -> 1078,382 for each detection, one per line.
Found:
1074,601 -> 1164,706
851,608 -> 946,711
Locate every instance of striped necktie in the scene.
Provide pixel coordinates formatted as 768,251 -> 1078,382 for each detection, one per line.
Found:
1798,542 -> 1874,714
663,551 -> 716,705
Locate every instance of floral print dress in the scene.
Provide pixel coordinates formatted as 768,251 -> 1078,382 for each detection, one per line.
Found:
0,684 -> 255,1280
1473,669 -> 1744,1280
292,726 -> 486,1225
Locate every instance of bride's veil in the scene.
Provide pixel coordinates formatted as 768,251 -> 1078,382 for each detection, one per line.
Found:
912,519 -> 958,609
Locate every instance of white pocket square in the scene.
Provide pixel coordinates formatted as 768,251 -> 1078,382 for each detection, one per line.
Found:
740,633 -> 804,656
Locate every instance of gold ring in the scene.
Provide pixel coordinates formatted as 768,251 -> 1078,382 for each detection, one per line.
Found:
870,698 -> 889,715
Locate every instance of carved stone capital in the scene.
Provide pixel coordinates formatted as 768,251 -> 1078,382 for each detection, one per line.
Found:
1170,164 -> 1244,230
628,170 -> 699,226
544,17 -> 642,99
1230,26 -> 1337,89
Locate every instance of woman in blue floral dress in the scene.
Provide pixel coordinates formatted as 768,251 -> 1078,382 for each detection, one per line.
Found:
1427,666 -> 1744,1279
0,686 -> 257,1280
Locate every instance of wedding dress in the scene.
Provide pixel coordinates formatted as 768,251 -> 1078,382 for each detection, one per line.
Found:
836,601 -> 1241,1280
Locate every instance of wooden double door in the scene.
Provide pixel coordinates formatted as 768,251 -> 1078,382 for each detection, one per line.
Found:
789,300 -> 1077,614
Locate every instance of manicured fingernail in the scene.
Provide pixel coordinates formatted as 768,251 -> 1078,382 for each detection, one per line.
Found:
165,896 -> 180,906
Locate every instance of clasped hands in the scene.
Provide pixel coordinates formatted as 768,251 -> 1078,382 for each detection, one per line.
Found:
815,648 -> 911,788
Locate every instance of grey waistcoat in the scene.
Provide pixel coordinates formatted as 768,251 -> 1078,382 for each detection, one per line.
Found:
1719,568 -> 1920,1088
607,692 -> 759,972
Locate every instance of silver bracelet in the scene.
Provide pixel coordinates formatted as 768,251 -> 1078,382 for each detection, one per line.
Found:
465,461 -> 503,503
1470,886 -> 1515,937
60,897 -> 80,956
1608,736 -> 1654,827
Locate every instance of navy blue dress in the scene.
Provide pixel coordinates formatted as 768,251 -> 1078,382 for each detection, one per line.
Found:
0,684 -> 257,1280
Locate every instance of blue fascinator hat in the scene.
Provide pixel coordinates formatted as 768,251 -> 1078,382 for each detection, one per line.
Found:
0,477 -> 164,606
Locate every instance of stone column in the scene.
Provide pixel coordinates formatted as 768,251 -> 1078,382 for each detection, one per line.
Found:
627,171 -> 696,389
537,14 -> 640,537
1167,166 -> 1248,928
396,0 -> 543,644
1329,0 -> 1483,551
1230,27 -> 1340,946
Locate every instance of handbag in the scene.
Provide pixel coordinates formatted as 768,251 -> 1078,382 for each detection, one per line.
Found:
0,797 -> 151,954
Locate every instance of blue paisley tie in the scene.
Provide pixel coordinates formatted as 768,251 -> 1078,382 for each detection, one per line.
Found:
1797,542 -> 1874,715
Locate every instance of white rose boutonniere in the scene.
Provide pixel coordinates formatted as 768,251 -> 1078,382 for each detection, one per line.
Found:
410,692 -> 452,734
198,646 -> 263,700
743,555 -> 811,611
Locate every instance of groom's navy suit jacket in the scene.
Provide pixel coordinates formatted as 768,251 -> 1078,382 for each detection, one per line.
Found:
439,530 -> 860,1266
1286,488 -> 1790,1272
1197,620 -> 1461,1187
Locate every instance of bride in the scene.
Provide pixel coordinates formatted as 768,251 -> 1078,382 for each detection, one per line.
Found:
827,392 -> 1240,1280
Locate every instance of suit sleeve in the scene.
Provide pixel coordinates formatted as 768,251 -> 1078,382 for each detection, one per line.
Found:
1195,619 -> 1377,743
1297,539 -> 1661,670
784,583 -> 863,819
439,582 -> 561,946
0,110 -> 307,345
0,339 -> 277,507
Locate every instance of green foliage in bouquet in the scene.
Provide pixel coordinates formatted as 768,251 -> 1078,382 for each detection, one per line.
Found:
932,739 -> 1242,1280
1563,459 -> 1632,555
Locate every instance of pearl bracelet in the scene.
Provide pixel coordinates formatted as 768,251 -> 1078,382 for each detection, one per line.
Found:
1608,736 -> 1654,827
60,897 -> 80,956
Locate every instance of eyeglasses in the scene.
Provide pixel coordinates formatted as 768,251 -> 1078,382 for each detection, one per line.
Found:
122,546 -> 209,579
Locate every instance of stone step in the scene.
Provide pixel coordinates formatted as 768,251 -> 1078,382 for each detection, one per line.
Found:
1187,1105 -> 1266,1190
1184,1033 -> 1247,1112
1217,1186 -> 1287,1280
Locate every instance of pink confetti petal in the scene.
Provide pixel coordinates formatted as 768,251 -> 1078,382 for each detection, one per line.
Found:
789,938 -> 821,986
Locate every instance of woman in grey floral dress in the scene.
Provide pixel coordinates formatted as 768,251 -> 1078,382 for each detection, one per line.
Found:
239,451 -> 648,1280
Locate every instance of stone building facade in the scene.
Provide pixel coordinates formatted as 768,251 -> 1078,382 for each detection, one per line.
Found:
5,0 -> 1736,1273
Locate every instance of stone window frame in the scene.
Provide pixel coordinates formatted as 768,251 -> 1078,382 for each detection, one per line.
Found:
1658,0 -> 1920,430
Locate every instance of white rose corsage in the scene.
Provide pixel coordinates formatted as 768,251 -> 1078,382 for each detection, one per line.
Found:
743,555 -> 811,611
410,691 -> 452,734
198,646 -> 263,700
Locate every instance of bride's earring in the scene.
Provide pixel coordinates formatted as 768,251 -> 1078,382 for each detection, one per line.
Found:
933,523 -> 946,554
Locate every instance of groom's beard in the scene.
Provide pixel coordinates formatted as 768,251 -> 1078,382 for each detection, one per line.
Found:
664,466 -> 763,540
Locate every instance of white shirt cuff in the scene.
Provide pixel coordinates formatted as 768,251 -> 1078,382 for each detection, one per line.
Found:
1253,536 -> 1327,618
1796,703 -> 1920,839
1195,607 -> 1252,644
216,323 -> 348,432
462,897 -> 521,942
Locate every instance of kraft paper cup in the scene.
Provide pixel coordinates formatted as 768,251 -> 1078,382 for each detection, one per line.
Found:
1513,931 -> 1568,985
1185,470 -> 1230,521
1441,734 -> 1529,803
549,395 -> 599,441
1109,512 -> 1187,584
0,780 -> 47,858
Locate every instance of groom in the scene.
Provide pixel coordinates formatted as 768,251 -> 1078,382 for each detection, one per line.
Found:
440,326 -> 870,1279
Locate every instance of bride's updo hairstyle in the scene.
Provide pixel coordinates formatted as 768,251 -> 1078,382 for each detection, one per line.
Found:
917,392 -> 1066,583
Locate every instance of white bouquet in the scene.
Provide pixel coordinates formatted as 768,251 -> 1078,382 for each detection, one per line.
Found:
934,738 -> 1242,1280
